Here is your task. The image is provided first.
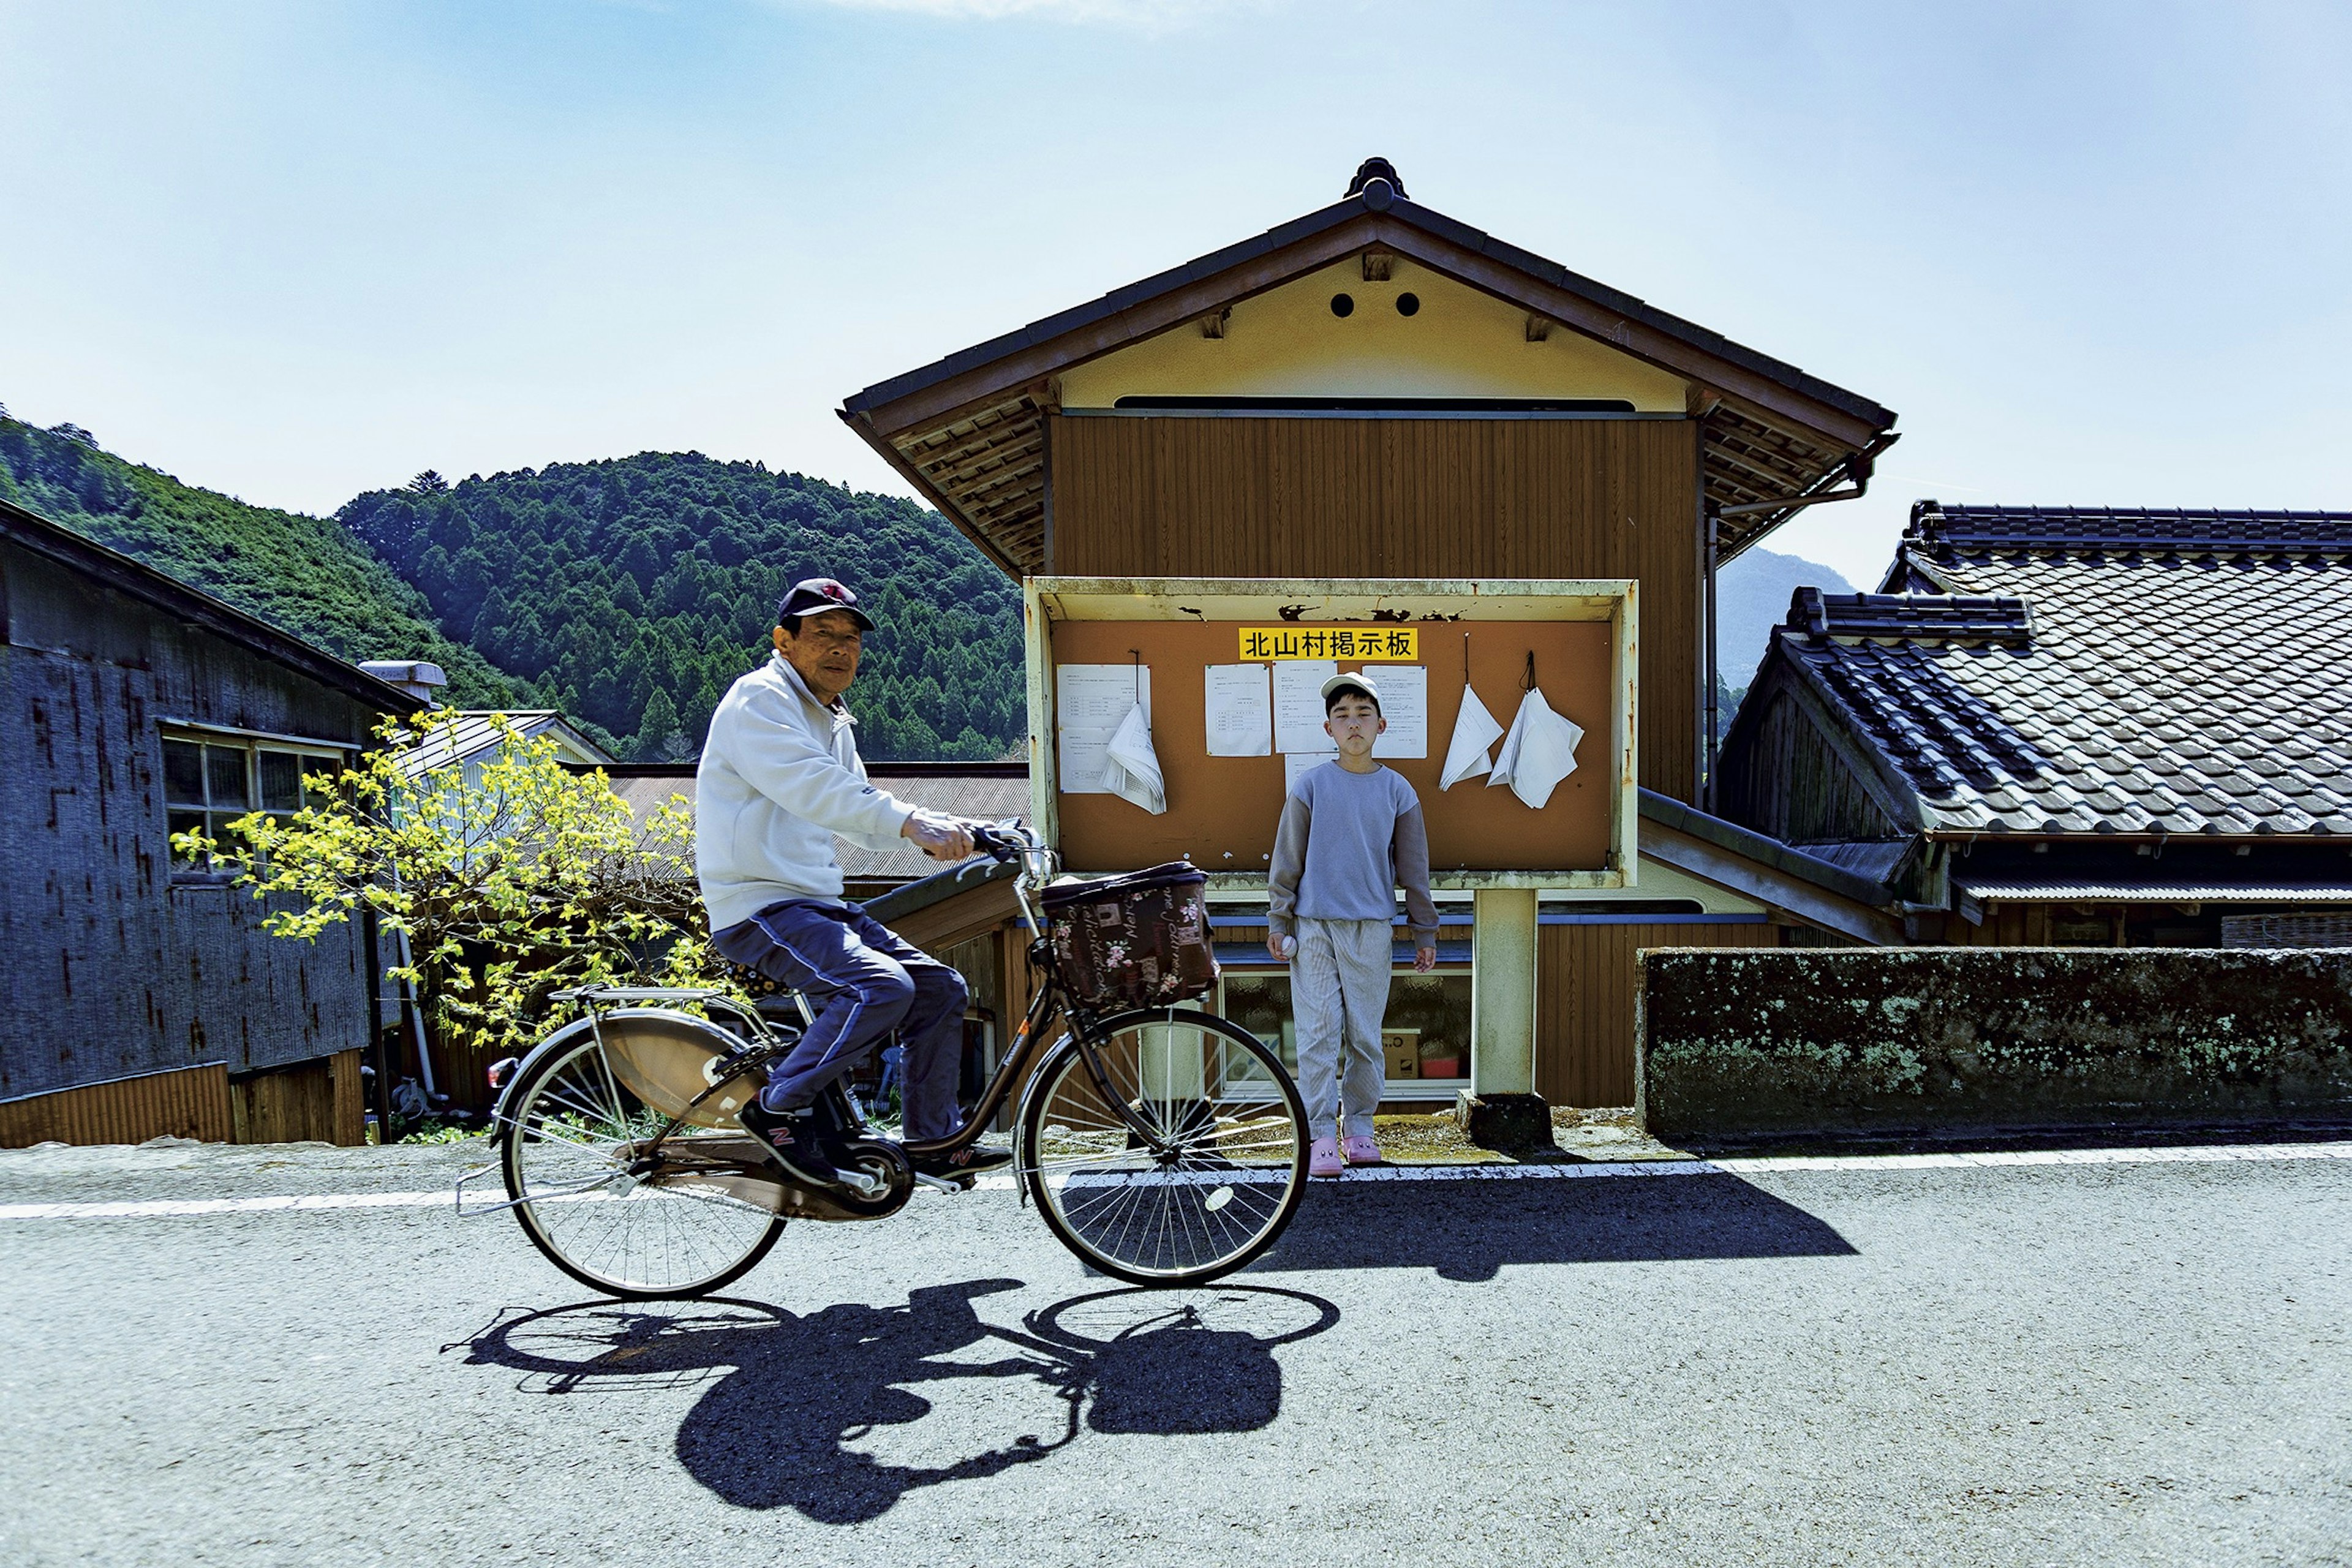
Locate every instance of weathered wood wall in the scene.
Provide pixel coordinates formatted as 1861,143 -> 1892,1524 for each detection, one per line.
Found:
1716,683 -> 1907,843
1537,921 -> 1779,1106
1047,415 -> 1702,801
1,538 -> 381,1111
229,1049 -> 367,1145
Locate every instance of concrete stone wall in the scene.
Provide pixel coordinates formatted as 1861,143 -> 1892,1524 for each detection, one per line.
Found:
1636,948 -> 2352,1144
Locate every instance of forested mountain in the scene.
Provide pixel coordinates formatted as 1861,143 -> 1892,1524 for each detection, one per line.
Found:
338,454 -> 1023,761
0,415 -> 526,707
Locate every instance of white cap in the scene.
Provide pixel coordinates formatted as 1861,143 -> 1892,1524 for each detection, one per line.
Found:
1319,671 -> 1381,704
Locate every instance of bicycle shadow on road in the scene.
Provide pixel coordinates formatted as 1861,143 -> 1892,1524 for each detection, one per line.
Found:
456,1279 -> 1339,1525
1256,1172 -> 1857,1281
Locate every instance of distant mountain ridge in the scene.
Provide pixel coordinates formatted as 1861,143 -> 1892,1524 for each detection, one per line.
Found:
1,407 -> 1852,763
1715,546 -> 1858,691
0,415 -> 525,707
0,412 -> 1024,761
339,455 -> 1022,761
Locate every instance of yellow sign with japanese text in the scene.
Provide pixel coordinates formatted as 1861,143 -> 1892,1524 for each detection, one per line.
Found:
1237,626 -> 1419,662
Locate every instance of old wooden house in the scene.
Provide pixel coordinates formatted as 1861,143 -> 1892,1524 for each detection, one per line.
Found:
1717,503 -> 2352,946
0,497 -> 424,1147
831,159 -> 1910,1109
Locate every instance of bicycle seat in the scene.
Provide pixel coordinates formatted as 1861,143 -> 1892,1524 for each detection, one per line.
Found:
754,994 -> 805,1027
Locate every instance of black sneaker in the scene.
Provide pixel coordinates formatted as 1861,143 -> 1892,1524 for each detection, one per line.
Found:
908,1142 -> 1016,1179
737,1099 -> 863,1191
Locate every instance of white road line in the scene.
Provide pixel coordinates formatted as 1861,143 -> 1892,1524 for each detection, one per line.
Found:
1,1140 -> 2346,1220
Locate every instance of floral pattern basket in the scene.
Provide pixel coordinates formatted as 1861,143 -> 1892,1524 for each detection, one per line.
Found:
1042,862 -> 1219,1011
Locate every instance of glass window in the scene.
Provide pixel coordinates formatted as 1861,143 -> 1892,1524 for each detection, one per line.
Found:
1219,968 -> 1473,1087
257,750 -> 304,812
205,745 -> 251,810
163,739 -> 206,807
164,736 -> 335,870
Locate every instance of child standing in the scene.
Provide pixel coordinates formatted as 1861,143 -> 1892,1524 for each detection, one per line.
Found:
1267,672 -> 1440,1177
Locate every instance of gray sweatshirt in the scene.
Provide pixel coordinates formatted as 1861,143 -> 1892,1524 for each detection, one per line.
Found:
1267,761 -> 1440,946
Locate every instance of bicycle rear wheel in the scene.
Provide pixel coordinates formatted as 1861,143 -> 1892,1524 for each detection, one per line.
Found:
1019,1009 -> 1308,1287
501,1026 -> 786,1300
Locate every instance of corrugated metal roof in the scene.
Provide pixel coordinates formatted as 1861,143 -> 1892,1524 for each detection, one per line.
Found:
396,712 -> 616,775
599,764 -> 1030,882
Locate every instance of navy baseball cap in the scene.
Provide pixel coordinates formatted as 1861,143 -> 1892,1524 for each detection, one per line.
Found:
776,577 -> 875,630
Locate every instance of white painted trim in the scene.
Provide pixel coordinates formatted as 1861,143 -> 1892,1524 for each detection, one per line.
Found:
4,1140 -> 2345,1218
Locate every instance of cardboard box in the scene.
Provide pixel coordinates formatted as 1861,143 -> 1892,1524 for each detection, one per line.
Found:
1382,1028 -> 1420,1080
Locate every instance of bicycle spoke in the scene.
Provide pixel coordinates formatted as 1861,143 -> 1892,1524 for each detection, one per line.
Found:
1025,1014 -> 1305,1285
506,1034 -> 782,1297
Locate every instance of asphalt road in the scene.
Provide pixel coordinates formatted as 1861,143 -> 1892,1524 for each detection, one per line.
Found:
2,1139 -> 2345,1568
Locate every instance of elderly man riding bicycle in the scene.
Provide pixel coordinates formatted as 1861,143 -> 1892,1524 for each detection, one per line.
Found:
695,576 -> 1012,1193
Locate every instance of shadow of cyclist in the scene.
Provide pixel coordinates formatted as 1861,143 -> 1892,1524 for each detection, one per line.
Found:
458,1279 -> 1338,1525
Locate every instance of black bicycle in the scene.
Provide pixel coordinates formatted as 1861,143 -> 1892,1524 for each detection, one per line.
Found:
462,824 -> 1310,1297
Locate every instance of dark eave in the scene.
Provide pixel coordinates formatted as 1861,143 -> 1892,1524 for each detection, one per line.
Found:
840,175 -> 1898,578
0,497 -> 426,714
1638,789 -> 1905,945
845,193 -> 1892,434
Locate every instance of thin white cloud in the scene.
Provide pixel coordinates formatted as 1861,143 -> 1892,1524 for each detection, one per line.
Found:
797,0 -> 1246,26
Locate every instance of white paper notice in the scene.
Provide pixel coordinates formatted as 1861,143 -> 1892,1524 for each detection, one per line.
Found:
1057,664 -> 1151,795
1203,664 -> 1273,757
1368,665 -> 1428,760
1284,753 -> 1329,795
1272,660 -> 1338,755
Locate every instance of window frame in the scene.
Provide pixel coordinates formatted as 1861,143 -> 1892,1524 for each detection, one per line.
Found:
1215,961 -> 1476,1101
162,729 -> 349,879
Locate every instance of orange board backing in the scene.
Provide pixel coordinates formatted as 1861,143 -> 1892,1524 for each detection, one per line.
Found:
1050,619 -> 1613,874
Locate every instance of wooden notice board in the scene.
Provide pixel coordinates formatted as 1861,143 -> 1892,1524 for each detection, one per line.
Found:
1027,578 -> 1638,888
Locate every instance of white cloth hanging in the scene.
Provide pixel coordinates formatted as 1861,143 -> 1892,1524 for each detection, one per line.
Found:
1485,687 -> 1585,809
1439,685 -> 1504,790
1101,702 -> 1167,815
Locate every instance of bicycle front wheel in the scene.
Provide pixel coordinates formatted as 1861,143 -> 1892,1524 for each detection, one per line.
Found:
1019,1009 -> 1308,1287
501,1027 -> 786,1300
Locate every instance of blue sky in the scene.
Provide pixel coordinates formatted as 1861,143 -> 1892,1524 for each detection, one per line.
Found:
4,0 -> 2348,586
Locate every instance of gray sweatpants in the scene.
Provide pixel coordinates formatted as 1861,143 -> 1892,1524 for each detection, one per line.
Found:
1290,916 -> 1392,1140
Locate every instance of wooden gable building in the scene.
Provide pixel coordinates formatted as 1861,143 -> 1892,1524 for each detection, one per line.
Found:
837,161 -> 1911,1108
0,497 -> 423,1147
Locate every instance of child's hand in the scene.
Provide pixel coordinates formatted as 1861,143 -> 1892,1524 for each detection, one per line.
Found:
1267,934 -> 1297,962
1413,944 -> 1438,973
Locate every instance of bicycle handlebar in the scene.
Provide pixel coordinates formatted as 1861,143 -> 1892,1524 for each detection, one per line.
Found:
971,820 -> 1031,864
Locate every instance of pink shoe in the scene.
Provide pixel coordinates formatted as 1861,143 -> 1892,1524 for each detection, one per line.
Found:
1341,1134 -> 1384,1167
1310,1136 -> 1344,1178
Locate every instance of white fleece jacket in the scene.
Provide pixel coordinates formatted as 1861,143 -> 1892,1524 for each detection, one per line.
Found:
695,654 -> 918,929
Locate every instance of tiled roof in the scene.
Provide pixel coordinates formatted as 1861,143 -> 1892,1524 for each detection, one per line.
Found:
1768,505 -> 2352,838
1904,503 -> 2352,559
1957,878 -> 2352,902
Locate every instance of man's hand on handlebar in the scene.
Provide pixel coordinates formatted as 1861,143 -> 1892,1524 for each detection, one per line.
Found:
900,810 -> 976,862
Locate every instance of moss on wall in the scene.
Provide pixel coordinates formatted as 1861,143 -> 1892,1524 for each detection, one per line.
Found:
1637,948 -> 2352,1142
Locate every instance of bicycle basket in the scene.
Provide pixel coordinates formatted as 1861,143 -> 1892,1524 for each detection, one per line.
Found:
1042,862 -> 1219,1011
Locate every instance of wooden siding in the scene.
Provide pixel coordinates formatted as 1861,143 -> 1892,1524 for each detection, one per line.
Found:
1537,922 -> 1778,1106
229,1049 -> 367,1145
1049,415 -> 1702,801
1,537 -> 382,1104
0,1050 -> 366,1147
0,1061 -> 233,1147
1717,686 -> 1907,843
